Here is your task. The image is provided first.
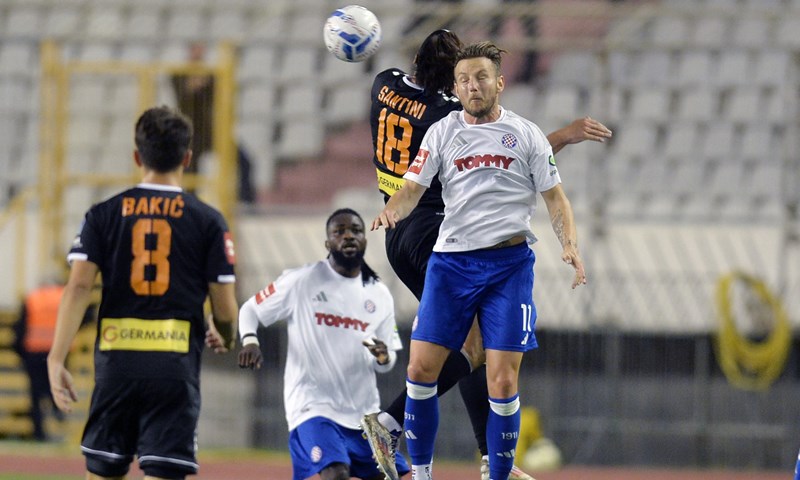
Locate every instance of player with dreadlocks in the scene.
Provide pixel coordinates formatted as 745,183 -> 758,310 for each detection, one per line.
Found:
238,209 -> 410,480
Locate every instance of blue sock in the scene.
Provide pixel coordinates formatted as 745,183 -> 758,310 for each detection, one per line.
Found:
487,394 -> 520,480
794,448 -> 800,480
404,379 -> 438,466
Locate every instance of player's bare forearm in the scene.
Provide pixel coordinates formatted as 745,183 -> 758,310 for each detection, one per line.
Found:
209,282 -> 238,350
542,186 -> 586,288
371,180 -> 426,230
547,117 -> 612,155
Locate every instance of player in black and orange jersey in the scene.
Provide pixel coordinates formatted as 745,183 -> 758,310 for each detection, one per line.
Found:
364,30 -> 612,480
47,106 -> 239,480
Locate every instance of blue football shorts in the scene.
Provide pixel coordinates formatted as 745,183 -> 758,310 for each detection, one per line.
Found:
289,416 -> 410,480
413,242 -> 538,352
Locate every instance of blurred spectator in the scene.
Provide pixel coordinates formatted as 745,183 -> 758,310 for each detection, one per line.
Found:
13,284 -> 65,441
171,42 -> 255,203
491,0 -> 539,83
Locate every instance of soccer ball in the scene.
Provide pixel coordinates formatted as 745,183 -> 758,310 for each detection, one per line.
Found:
323,5 -> 382,63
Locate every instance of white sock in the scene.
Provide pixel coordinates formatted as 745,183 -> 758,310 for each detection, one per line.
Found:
378,411 -> 403,433
411,464 -> 433,480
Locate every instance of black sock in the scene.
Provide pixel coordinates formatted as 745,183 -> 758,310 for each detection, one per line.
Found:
458,364 -> 489,456
384,349 -> 472,427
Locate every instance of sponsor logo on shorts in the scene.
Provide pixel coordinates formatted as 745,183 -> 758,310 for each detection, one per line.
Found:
311,446 -> 323,463
99,318 -> 190,353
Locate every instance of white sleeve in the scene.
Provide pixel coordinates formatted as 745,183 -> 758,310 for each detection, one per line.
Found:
403,122 -> 442,188
528,122 -> 560,192
238,268 -> 303,341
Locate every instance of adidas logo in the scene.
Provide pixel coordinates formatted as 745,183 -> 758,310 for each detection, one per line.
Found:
495,448 -> 516,458
404,430 -> 418,440
313,291 -> 328,302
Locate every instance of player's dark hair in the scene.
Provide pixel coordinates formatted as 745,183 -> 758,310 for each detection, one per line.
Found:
134,106 -> 193,173
456,41 -> 507,74
414,29 -> 463,94
326,208 -> 380,285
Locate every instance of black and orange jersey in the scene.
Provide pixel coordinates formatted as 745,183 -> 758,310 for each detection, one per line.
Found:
67,183 -> 235,383
370,68 -> 461,208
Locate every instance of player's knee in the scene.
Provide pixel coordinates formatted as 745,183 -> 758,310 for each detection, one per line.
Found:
320,462 -> 350,480
406,361 -> 439,383
85,457 -> 130,479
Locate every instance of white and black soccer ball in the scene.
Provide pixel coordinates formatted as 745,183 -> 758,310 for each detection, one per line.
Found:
323,5 -> 382,63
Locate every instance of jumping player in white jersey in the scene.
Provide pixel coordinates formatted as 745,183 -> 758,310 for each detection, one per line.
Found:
372,42 -> 587,480
237,209 -> 410,480
364,28 -> 610,480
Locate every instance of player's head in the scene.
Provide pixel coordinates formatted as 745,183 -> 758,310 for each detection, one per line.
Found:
134,106 -> 193,173
325,208 -> 379,284
413,29 -> 462,94
454,41 -> 507,119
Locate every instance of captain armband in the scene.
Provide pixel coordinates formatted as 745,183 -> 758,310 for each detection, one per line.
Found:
242,333 -> 260,347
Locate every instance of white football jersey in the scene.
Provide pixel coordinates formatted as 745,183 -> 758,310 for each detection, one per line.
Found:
404,107 -> 560,252
239,260 -> 402,431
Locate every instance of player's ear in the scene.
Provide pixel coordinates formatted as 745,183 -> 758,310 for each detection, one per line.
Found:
133,150 -> 143,167
182,149 -> 193,169
497,74 -> 505,93
324,240 -> 331,251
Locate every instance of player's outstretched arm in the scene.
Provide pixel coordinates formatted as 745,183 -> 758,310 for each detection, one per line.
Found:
541,184 -> 586,289
48,260 -> 97,413
371,180 -> 427,230
237,300 -> 263,370
208,282 -> 238,352
547,117 -> 612,155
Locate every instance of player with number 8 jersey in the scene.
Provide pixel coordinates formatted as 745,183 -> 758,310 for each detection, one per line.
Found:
48,106 -> 239,480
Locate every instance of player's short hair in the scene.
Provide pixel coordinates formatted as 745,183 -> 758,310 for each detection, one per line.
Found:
456,41 -> 507,74
325,208 -> 380,285
414,29 -> 462,94
134,106 -> 193,173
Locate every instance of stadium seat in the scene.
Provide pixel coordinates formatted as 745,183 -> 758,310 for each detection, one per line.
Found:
164,9 -> 205,40
540,85 -> 581,123
238,84 -> 277,118
650,16 -> 689,47
43,7 -> 81,36
753,50 -> 788,87
691,17 -> 728,49
629,52 -> 675,87
675,88 -> 717,122
288,14 -> 324,44
320,51 -> 367,85
714,51 -> 750,88
208,9 -> 246,42
701,123 -> 736,159
739,125 -> 775,160
730,18 -> 769,48
662,124 -> 700,159
547,51 -> 600,88
85,7 -> 124,40
69,79 -> 108,115
4,6 -> 43,36
275,118 -> 324,159
627,88 -> 672,122
676,51 -> 713,87
124,9 -> 163,40
502,84 -> 538,120
0,43 -> 35,77
276,46 -> 318,83
279,83 -> 322,118
238,46 -> 279,82
721,87 -> 761,124
610,122 -> 658,158
775,16 -> 800,48
324,85 -> 370,125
